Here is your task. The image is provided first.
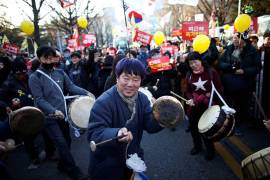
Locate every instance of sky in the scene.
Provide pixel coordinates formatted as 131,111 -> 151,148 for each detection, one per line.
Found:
0,0 -> 134,25
1,0 -> 163,26
0,0 -> 165,37
0,0 -> 112,26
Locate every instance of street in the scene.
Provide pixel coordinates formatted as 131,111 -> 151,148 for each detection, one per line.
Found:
5,119 -> 270,180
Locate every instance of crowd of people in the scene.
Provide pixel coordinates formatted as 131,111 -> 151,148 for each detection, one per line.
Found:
0,31 -> 269,180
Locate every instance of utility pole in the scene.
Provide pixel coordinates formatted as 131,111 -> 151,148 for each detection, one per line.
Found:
238,0 -> 241,15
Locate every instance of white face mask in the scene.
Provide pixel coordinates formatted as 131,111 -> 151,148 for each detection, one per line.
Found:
65,60 -> 70,66
64,53 -> 70,58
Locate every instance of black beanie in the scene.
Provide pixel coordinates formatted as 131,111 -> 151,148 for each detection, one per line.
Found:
186,51 -> 202,62
71,51 -> 81,59
11,57 -> 27,73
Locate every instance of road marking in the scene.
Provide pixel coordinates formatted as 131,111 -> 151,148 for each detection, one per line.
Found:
228,136 -> 254,157
214,142 -> 244,180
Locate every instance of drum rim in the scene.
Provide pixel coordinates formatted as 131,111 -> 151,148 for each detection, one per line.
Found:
9,106 -> 44,136
198,105 -> 220,133
152,95 -> 185,128
68,96 -> 94,129
139,87 -> 153,107
241,147 -> 270,166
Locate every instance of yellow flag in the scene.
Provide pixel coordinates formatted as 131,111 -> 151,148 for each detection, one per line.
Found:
20,38 -> 28,51
2,35 -> 10,44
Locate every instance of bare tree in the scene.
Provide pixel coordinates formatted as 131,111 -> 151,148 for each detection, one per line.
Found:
21,0 -> 46,46
49,0 -> 97,37
198,0 -> 236,25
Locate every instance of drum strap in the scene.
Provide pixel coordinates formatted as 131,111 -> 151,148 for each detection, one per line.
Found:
209,81 -> 228,108
36,70 -> 81,137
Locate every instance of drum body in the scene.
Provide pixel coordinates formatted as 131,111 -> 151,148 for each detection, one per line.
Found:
9,106 -> 44,137
68,96 -> 95,129
139,87 -> 154,107
152,96 -> 184,128
198,105 -> 235,141
241,147 -> 270,180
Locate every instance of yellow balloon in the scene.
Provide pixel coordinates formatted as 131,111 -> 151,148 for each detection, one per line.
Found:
223,24 -> 230,31
234,14 -> 251,33
192,34 -> 210,54
77,17 -> 88,29
20,20 -> 34,36
153,31 -> 165,46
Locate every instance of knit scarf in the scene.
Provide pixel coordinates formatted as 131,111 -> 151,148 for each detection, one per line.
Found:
116,86 -> 138,112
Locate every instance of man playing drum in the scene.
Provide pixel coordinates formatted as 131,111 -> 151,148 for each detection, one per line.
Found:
29,46 -> 89,180
88,58 -> 163,180
185,52 -> 223,160
0,57 -> 42,169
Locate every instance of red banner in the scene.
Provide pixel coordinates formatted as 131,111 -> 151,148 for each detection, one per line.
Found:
67,38 -> 78,49
250,17 -> 258,34
2,43 -> 20,54
171,28 -> 182,37
182,21 -> 209,41
133,29 -> 153,45
160,45 -> 176,56
147,56 -> 172,73
82,34 -> 96,47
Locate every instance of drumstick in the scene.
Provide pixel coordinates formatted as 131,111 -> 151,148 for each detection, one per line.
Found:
253,92 -> 268,121
90,134 -> 127,152
64,95 -> 80,100
170,91 -> 188,102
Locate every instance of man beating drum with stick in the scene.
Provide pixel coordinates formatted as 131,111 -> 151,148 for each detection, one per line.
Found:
29,46 -> 91,180
88,58 -> 184,180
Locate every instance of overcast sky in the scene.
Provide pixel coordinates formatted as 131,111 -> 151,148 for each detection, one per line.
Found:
0,0 -> 135,26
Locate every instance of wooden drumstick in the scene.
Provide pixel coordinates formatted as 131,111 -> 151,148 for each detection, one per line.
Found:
90,134 -> 127,152
170,91 -> 188,102
253,92 -> 268,121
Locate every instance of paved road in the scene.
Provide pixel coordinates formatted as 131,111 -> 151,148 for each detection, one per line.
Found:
4,119 -> 270,180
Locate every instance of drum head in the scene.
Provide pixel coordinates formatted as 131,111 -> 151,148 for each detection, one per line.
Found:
9,106 -> 44,137
69,96 -> 95,129
241,147 -> 270,179
139,87 -> 153,107
198,105 -> 220,133
152,96 -> 184,128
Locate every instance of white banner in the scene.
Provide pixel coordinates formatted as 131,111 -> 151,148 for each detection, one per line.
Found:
168,0 -> 198,6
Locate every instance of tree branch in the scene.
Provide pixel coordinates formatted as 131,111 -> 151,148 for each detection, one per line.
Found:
201,0 -> 212,12
37,0 -> 46,12
21,0 -> 32,8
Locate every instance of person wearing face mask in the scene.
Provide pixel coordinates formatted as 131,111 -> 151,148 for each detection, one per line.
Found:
63,48 -> 72,67
66,51 -> 90,90
0,57 -> 42,169
219,32 -> 261,132
28,46 -> 89,180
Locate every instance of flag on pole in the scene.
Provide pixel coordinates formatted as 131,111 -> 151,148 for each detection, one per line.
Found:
130,13 -> 136,27
20,38 -> 28,51
2,35 -> 10,44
